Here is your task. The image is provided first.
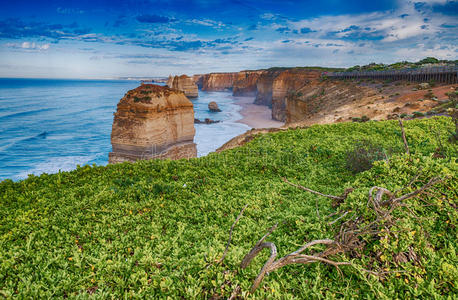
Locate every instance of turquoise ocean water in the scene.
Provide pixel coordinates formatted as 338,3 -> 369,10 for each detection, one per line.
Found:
0,78 -> 250,181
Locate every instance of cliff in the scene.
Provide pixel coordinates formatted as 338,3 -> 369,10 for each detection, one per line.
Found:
201,71 -> 263,95
271,69 -> 321,122
201,72 -> 236,91
109,84 -> 196,163
285,80 -> 453,127
254,70 -> 283,107
166,75 -> 198,98
192,74 -> 204,89
232,71 -> 265,96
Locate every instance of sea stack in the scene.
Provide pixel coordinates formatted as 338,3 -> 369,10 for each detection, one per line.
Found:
166,74 -> 198,98
108,84 -> 197,164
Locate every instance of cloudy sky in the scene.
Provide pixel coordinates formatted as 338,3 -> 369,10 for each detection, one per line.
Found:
0,0 -> 456,78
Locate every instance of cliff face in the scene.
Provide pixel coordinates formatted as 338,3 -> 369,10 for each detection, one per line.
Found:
285,80 -> 373,124
109,84 -> 196,163
271,70 -> 321,121
254,70 -> 283,107
285,80 -> 450,127
201,73 -> 236,91
232,71 -> 264,96
192,74 -> 204,89
200,71 -> 263,94
166,75 -> 198,98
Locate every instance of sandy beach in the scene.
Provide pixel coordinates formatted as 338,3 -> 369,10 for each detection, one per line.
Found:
234,96 -> 284,128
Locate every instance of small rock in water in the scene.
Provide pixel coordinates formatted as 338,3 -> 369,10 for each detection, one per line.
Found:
194,118 -> 220,124
208,101 -> 221,112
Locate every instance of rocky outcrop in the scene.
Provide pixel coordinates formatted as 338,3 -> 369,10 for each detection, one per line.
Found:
192,74 -> 204,89
166,75 -> 198,98
200,71 -> 265,95
194,118 -> 220,124
208,101 -> 221,112
271,69 -> 321,122
201,73 -> 236,91
254,70 -> 284,107
232,71 -> 264,96
109,84 -> 196,164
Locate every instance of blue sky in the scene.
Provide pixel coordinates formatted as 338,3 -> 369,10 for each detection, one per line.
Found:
0,0 -> 456,78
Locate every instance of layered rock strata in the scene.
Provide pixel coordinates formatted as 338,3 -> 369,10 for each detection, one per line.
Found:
254,70 -> 284,107
166,75 -> 198,98
201,72 -> 237,91
232,70 -> 264,96
271,69 -> 321,121
109,84 -> 196,163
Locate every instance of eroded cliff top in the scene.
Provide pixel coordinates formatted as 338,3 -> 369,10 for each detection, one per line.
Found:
118,84 -> 193,110
130,84 -> 178,97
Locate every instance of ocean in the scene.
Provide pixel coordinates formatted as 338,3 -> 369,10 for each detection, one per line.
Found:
0,78 -> 250,181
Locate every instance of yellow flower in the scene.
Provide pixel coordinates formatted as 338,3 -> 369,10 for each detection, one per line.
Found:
68,257 -> 73,261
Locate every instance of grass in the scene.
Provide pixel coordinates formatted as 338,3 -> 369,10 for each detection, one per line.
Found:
0,117 -> 457,298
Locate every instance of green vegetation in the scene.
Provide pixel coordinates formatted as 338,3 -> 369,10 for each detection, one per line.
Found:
345,57 -> 457,72
412,111 -> 425,118
1,118 -> 457,298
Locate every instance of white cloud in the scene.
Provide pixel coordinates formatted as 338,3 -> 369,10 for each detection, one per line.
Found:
5,42 -> 51,50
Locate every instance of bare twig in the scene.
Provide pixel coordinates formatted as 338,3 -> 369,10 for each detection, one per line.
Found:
385,177 -> 443,205
393,168 -> 423,197
283,178 -> 345,201
227,285 -> 241,300
216,204 -> 248,266
328,211 -> 349,225
241,176 -> 445,293
398,119 -> 410,155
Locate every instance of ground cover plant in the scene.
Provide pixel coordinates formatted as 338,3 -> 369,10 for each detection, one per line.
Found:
0,117 -> 457,298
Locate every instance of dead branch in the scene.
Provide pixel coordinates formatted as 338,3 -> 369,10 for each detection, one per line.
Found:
328,211 -> 349,225
398,119 -> 410,155
216,204 -> 248,266
282,177 -> 346,201
241,176 -> 444,293
387,177 -> 443,205
227,285 -> 241,300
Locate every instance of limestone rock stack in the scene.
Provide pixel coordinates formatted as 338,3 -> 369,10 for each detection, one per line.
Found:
109,84 -> 197,164
166,75 -> 198,98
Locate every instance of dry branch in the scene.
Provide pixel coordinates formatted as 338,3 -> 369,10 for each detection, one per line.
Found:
282,178 -> 346,201
215,204 -> 248,266
241,176 -> 444,293
227,285 -> 241,300
398,119 -> 410,155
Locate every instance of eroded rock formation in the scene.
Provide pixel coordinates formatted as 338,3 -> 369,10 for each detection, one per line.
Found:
192,74 -> 204,89
232,71 -> 264,96
166,75 -> 198,98
201,72 -> 236,91
109,84 -> 196,163
254,70 -> 284,107
208,101 -> 221,112
200,71 -> 263,95
271,69 -> 321,122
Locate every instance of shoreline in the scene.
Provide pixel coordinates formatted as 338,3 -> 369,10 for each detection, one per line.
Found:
233,96 -> 284,128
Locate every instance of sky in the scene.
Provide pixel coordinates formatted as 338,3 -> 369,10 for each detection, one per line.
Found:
0,0 -> 457,78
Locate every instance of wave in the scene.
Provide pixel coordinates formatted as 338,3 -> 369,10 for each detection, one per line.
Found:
0,131 -> 49,151
0,107 -> 56,121
56,105 -> 115,117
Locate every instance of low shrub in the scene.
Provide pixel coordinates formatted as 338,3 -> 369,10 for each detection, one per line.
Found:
345,139 -> 386,173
